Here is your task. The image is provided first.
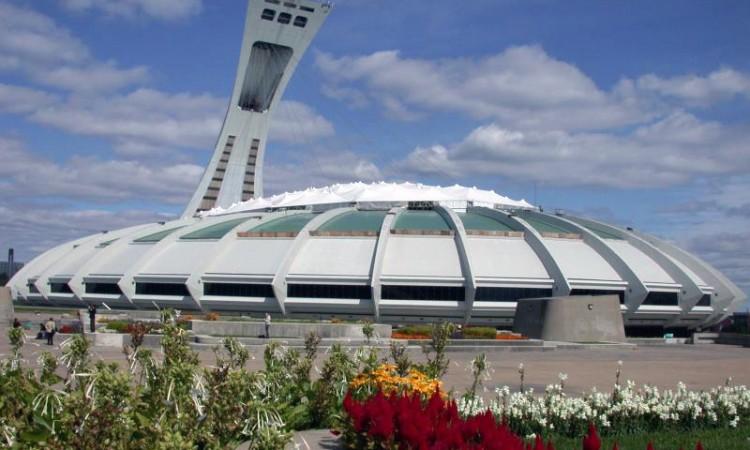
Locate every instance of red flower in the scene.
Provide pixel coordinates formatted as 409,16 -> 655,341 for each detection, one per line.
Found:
646,443 -> 655,450
695,443 -> 704,450
582,423 -> 601,450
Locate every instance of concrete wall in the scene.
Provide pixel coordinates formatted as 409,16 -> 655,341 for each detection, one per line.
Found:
191,320 -> 391,339
513,295 -> 626,343
0,287 -> 13,326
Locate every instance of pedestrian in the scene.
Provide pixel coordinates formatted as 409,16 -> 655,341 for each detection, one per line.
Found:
264,312 -> 271,339
36,323 -> 45,340
45,317 -> 56,345
87,304 -> 97,333
12,318 -> 21,329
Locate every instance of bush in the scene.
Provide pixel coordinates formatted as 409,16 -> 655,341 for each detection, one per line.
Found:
394,325 -> 432,338
105,320 -> 130,333
463,326 -> 497,339
204,312 -> 220,321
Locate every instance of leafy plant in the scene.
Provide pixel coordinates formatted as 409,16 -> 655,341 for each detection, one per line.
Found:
419,321 -> 454,379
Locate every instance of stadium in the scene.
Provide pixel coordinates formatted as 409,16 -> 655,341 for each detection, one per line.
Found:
7,0 -> 746,331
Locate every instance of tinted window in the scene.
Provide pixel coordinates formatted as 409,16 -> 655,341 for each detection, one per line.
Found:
288,284 -> 372,299
570,289 -> 625,304
135,283 -> 190,297
382,285 -> 464,301
204,283 -> 275,298
475,287 -> 553,302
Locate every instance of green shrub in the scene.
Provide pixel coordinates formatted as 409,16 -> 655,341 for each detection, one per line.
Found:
463,326 -> 497,339
105,320 -> 130,333
396,325 -> 433,336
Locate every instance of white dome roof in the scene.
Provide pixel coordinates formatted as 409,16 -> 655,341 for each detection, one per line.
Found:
204,181 -> 534,216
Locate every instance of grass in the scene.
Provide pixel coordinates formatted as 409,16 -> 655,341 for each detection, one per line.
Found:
462,326 -> 497,339
545,424 -> 750,450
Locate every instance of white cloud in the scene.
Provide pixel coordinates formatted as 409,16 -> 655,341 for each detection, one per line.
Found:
0,136 -> 203,204
33,61 -> 150,93
0,203 -> 175,261
0,2 -> 151,93
0,83 -> 58,113
29,88 -> 225,152
397,111 -> 750,188
0,3 -> 88,66
634,67 -> 750,106
316,46 -> 650,130
60,0 -> 203,21
270,100 -> 335,144
265,150 -> 382,194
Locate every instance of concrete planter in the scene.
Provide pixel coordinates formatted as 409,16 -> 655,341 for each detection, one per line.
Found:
191,320 -> 391,339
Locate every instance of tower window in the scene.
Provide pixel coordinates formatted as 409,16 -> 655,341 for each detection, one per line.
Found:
278,12 -> 292,24
261,9 -> 276,20
293,16 -> 308,27
238,42 -> 294,112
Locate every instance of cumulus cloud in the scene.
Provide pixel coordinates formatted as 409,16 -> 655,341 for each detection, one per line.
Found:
634,67 -> 750,106
0,3 -> 88,66
270,100 -> 336,144
0,83 -> 58,113
397,111 -> 750,188
0,202 -> 175,261
316,46 -> 651,130
0,2 -> 151,93
29,88 -> 225,152
264,150 -> 382,194
0,136 -> 202,204
60,0 -> 203,21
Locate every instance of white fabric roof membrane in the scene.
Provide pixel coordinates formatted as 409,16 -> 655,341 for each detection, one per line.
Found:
204,182 -> 534,216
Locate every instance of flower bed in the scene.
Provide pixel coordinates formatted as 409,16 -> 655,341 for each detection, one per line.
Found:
340,390 -> 720,450
456,379 -> 750,438
341,390 -> 538,449
350,363 -> 443,398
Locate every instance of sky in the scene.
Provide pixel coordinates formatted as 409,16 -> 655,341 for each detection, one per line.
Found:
0,0 -> 748,310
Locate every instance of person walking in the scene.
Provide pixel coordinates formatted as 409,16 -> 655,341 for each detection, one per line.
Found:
12,318 -> 21,329
45,317 -> 56,345
264,313 -> 271,339
87,304 -> 97,333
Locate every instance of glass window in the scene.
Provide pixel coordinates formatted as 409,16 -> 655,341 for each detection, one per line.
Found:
238,42 -> 294,112
86,283 -> 122,295
261,9 -> 276,20
696,294 -> 712,307
293,16 -> 308,27
50,283 -> 73,294
135,283 -> 190,297
475,287 -> 553,302
278,12 -> 292,24
382,285 -> 464,301
288,284 -> 372,299
641,291 -> 679,306
204,283 -> 275,298
570,289 -> 625,304
181,217 -> 250,240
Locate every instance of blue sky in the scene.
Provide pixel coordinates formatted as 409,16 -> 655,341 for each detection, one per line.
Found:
0,0 -> 748,309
